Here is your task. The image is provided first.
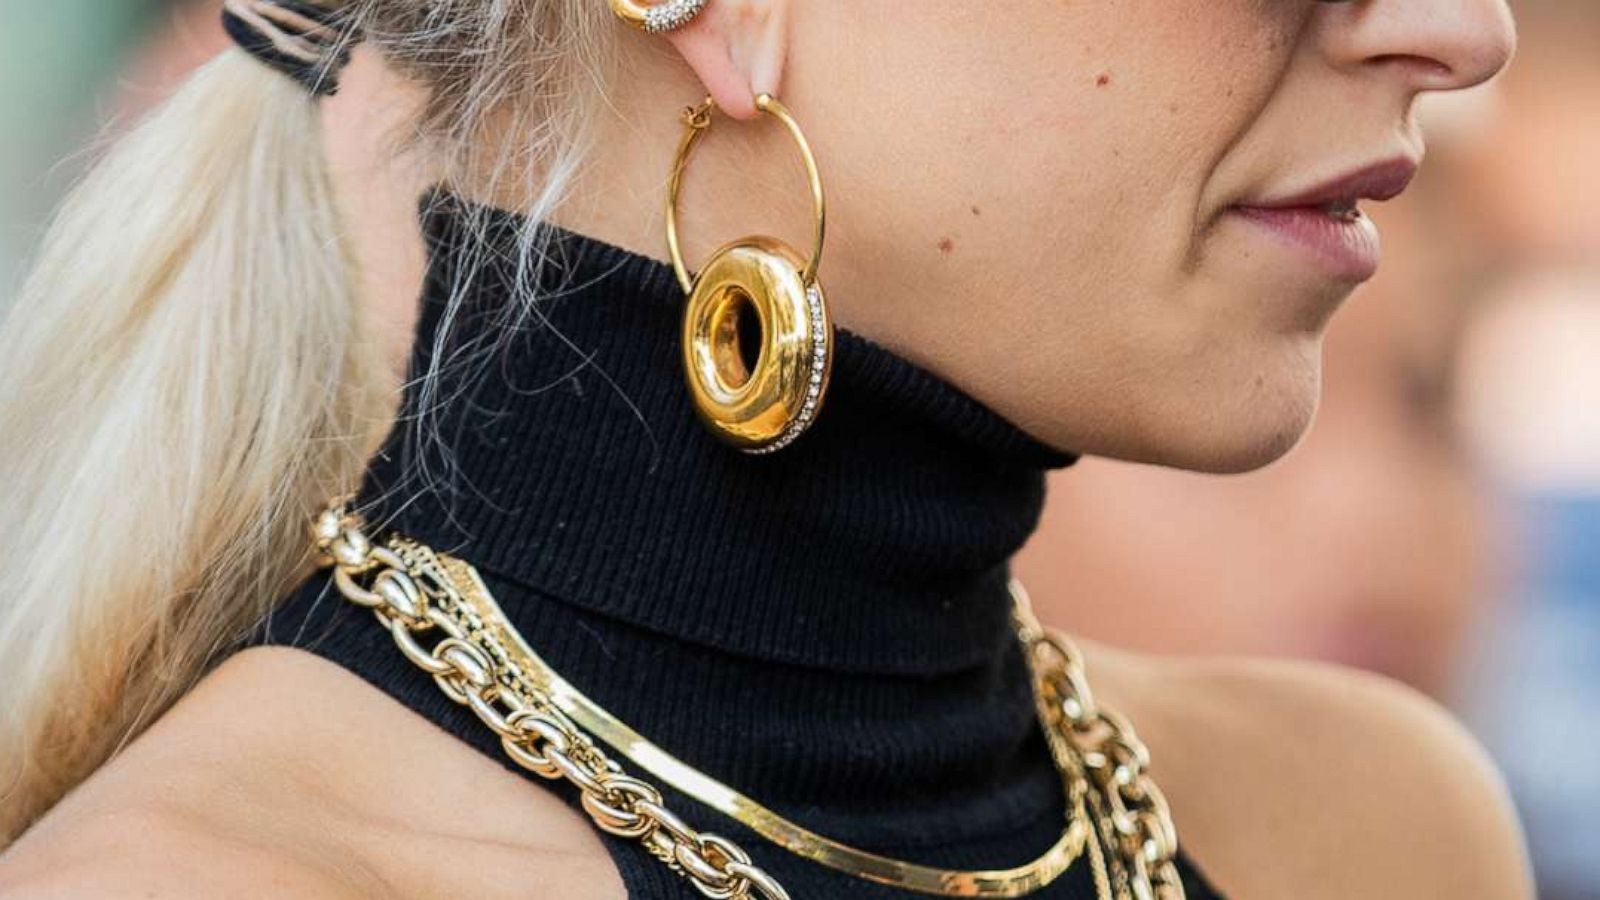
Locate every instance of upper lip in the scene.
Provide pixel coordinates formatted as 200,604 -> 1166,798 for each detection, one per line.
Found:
1241,157 -> 1421,209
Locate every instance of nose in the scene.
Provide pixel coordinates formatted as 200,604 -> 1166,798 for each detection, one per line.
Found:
1320,0 -> 1517,94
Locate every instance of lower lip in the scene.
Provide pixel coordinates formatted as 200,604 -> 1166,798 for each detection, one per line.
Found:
1229,205 -> 1382,282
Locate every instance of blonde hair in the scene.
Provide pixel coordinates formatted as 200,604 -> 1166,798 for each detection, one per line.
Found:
0,0 -> 617,843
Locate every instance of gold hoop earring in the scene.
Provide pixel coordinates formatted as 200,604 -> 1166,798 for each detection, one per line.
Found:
667,94 -> 833,455
609,0 -> 709,34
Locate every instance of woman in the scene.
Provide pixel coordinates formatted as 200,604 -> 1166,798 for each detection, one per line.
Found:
0,1 -> 1526,898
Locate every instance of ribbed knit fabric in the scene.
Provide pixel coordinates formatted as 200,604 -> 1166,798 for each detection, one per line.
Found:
241,194 -> 1225,899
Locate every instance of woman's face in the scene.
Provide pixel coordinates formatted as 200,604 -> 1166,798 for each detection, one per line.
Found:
786,1 -> 1514,471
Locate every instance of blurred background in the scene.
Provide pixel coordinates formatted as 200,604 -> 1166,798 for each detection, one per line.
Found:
2,2 -> 1596,897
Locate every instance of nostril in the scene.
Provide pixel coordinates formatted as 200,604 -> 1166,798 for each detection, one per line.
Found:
1370,53 -> 1456,84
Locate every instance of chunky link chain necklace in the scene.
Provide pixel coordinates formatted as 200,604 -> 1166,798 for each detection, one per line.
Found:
313,504 -> 1184,900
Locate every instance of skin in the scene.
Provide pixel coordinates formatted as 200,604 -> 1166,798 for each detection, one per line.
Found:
562,0 -> 1517,472
0,0 -> 1532,897
1017,193 -> 1496,698
0,646 -> 1530,898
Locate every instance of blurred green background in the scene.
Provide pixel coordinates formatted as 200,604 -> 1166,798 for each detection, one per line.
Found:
0,1 -> 171,283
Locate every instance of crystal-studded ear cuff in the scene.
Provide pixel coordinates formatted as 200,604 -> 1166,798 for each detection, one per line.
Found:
608,0 -> 710,35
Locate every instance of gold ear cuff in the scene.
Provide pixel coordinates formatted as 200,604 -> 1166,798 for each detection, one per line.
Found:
609,0 -> 709,34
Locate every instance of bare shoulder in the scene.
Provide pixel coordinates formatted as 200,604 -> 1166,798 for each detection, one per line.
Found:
1073,638 -> 1534,899
0,647 -> 623,899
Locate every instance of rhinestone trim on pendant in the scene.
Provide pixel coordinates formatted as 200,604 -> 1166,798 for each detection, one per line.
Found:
748,284 -> 829,455
643,0 -> 709,34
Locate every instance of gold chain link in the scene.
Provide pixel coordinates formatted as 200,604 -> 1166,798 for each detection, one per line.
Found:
315,509 -> 789,900
1018,592 -> 1185,900
312,505 -> 1182,900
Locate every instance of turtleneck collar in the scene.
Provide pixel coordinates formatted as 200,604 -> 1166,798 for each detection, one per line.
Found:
358,193 -> 1075,676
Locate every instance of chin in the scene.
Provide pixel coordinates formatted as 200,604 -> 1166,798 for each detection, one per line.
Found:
1182,399 -> 1318,474
1166,339 -> 1325,474
1037,336 -> 1324,475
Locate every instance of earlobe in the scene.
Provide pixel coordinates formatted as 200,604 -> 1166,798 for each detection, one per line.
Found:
663,0 -> 789,121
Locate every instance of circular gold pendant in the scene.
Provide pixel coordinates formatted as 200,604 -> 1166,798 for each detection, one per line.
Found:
682,237 -> 833,453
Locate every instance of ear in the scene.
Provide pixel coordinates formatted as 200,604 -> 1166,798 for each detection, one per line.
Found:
663,0 -> 791,121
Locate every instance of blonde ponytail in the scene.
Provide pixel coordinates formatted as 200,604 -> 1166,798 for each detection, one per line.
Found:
0,50 -> 388,841
0,0 -> 621,844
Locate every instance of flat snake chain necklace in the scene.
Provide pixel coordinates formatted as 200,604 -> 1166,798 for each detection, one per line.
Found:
313,504 -> 1185,900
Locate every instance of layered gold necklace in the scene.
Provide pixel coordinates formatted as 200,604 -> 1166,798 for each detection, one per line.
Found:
314,504 -> 1184,900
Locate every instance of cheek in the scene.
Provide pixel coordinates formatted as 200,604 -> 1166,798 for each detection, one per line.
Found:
803,4 -> 1320,468
951,10 -> 1304,352
903,5 -> 1303,290
814,3 -> 1297,250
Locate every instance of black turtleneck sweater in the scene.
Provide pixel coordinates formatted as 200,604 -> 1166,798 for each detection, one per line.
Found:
244,194 -> 1224,899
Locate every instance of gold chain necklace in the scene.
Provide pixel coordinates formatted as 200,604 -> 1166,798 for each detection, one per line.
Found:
313,504 -> 1184,900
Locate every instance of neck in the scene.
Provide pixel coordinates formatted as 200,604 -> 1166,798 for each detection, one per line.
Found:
359,193 -> 1074,675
